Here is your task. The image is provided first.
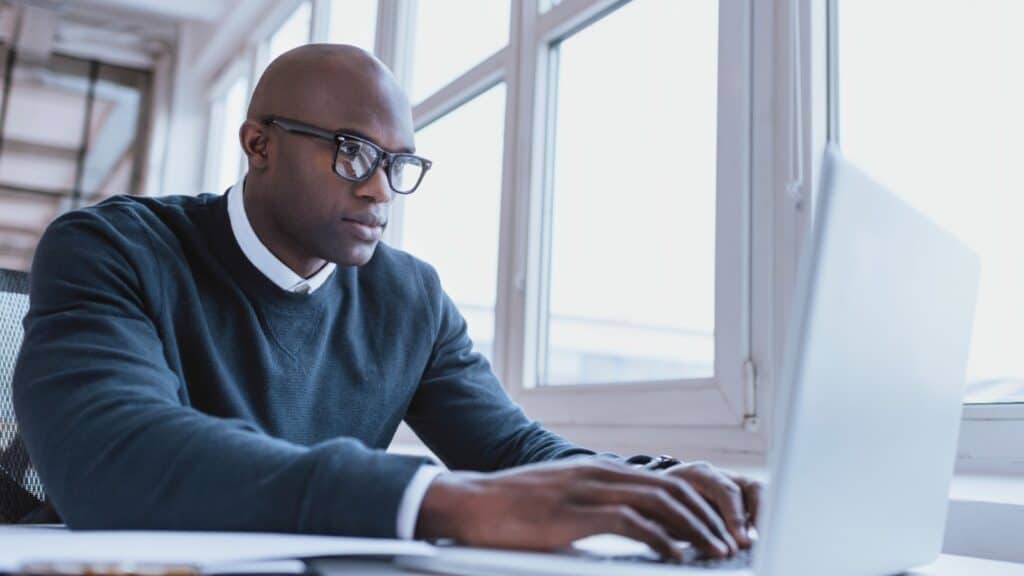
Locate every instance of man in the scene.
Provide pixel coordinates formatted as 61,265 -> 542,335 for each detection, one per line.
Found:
13,45 -> 759,562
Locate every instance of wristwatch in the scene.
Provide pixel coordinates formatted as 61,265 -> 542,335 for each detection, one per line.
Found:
626,454 -> 681,471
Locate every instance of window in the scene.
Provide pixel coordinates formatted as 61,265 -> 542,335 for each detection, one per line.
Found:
327,0 -> 378,53
505,0 -> 752,435
834,0 -> 1024,405
204,72 -> 249,195
409,0 -> 510,103
540,0 -> 718,386
399,85 -> 507,362
80,66 -> 148,201
381,0 -> 754,432
267,2 -> 313,65
395,1 -> 513,365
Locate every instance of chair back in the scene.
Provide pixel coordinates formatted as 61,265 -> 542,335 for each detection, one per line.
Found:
0,268 -> 46,522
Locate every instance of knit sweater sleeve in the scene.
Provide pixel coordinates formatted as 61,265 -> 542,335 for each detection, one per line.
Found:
12,209 -> 430,537
403,261 -> 595,472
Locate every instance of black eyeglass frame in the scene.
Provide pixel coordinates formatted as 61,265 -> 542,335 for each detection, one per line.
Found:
261,115 -> 432,195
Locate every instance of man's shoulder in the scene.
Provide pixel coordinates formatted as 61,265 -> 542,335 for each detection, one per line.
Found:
44,193 -> 217,241
36,193 -> 222,271
85,193 -> 219,222
359,244 -> 449,314
367,243 -> 441,287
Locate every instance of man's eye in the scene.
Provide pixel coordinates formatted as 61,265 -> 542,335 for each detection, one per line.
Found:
339,142 -> 362,158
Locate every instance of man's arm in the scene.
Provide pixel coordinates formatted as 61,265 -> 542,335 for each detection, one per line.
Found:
403,263 -> 758,559
403,263 -> 592,471
13,210 -> 429,536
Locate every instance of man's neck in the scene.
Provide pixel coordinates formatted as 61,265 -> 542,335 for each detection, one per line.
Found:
242,179 -> 327,279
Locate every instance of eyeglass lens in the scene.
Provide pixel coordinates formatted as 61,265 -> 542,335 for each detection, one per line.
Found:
334,140 -> 425,193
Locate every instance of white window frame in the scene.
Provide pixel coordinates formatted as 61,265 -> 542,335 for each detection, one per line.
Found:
813,0 -> 1024,473
506,0 -> 753,429
202,59 -> 250,194
255,0 -> 316,74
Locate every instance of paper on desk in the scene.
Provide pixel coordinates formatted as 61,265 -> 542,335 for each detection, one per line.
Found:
0,528 -> 435,572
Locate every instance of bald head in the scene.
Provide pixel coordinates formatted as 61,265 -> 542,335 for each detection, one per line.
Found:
237,44 -> 416,272
248,44 -> 413,151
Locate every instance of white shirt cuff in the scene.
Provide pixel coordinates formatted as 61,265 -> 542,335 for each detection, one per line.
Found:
396,465 -> 444,540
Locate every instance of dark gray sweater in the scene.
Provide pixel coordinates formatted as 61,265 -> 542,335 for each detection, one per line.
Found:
12,191 -> 591,537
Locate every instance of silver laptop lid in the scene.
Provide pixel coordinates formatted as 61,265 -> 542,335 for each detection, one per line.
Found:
756,148 -> 980,576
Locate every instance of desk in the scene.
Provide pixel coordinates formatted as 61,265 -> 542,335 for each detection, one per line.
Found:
310,554 -> 1024,575
908,554 -> 1024,575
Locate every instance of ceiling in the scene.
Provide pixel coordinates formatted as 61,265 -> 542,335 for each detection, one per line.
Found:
69,0 -> 232,23
0,0 -> 223,271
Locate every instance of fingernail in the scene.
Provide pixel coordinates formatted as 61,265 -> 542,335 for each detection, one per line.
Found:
715,541 -> 729,556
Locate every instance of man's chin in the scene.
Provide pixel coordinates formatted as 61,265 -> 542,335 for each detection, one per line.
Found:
330,242 -> 379,267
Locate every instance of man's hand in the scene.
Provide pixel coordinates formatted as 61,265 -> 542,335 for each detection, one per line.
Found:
415,458 -> 744,562
662,461 -> 762,550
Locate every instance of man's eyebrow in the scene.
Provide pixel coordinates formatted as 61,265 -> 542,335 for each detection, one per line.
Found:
337,127 -> 415,154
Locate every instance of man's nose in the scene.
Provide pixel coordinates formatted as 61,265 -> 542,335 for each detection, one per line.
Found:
354,164 -> 392,204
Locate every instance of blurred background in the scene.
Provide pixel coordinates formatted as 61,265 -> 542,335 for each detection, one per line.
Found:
0,1 -> 154,271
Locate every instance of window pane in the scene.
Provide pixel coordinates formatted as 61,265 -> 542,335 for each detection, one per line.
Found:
838,0 -> 1024,404
268,2 -> 312,65
211,75 -> 249,194
399,85 -> 506,362
328,0 -> 378,53
411,1 -> 510,103
81,65 -> 149,202
542,0 -> 718,386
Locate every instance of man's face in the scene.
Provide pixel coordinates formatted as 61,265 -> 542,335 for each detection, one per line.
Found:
263,83 -> 415,267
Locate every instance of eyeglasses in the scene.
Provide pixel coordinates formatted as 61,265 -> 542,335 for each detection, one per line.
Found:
261,116 -> 432,195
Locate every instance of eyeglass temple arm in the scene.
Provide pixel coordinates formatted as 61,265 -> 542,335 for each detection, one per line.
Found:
264,117 -> 340,143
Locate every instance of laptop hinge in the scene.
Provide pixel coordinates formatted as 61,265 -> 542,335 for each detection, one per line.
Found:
742,358 -> 759,431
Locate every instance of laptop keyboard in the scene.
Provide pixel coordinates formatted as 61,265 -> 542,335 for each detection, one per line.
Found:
683,547 -> 754,570
573,546 -> 754,570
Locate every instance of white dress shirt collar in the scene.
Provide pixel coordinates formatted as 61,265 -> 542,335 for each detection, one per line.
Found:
227,178 -> 336,294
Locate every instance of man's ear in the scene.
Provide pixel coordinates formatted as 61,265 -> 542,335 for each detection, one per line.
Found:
239,119 -> 270,170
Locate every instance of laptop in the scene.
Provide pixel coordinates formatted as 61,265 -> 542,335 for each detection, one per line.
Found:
397,148 -> 980,576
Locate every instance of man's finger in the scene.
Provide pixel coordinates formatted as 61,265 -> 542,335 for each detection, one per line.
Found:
577,505 -> 682,562
582,465 -> 738,555
728,473 -> 762,529
691,470 -> 751,548
665,462 -> 752,547
572,482 -> 730,558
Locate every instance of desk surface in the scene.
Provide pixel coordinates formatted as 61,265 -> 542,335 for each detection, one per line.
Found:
909,554 -> 1024,575
311,554 -> 1024,575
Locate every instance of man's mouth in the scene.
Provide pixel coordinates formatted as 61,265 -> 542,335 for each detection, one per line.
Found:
341,215 -> 386,242
342,214 -> 386,228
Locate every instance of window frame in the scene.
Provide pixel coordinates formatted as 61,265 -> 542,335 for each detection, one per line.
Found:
509,0 -> 754,431
202,59 -> 250,194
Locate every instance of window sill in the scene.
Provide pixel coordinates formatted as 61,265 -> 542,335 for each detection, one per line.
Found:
944,473 -> 1024,564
